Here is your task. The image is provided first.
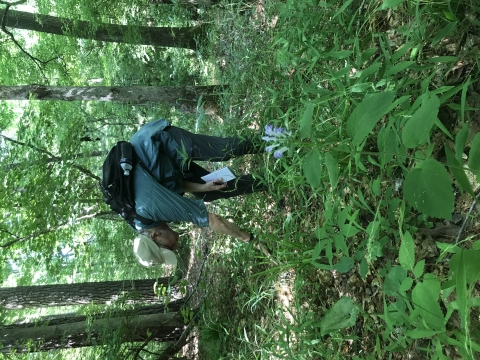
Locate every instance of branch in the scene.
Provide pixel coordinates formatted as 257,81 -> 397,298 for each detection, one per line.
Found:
3,151 -> 107,171
0,134 -> 101,181
0,1 -> 59,68
1,134 -> 56,158
75,211 -> 117,222
0,221 -> 69,248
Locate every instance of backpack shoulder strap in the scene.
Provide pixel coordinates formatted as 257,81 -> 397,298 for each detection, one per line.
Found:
137,161 -> 180,184
134,213 -> 156,226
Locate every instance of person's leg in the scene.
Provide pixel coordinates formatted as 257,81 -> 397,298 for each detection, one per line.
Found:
185,162 -> 267,201
165,126 -> 263,162
208,213 -> 250,242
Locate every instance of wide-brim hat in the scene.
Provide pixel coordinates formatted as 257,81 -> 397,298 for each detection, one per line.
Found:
133,234 -> 177,267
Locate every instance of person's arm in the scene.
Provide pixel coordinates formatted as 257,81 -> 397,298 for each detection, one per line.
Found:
183,179 -> 227,193
207,213 -> 250,242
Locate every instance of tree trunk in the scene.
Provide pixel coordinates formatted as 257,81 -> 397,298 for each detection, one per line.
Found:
0,85 -> 221,112
0,307 -> 186,352
0,8 -> 201,49
0,278 -> 181,309
8,302 -> 185,327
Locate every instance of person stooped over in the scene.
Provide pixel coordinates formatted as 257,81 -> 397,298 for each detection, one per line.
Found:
130,119 -> 267,251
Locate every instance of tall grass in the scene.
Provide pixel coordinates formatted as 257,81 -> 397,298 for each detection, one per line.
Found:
196,0 -> 480,359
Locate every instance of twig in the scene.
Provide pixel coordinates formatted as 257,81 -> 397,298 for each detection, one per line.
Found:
0,221 -> 69,247
455,199 -> 477,244
1,134 -> 101,181
0,1 -> 59,68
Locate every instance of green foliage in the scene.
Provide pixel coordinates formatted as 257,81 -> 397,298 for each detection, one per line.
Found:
412,274 -> 445,330
401,93 -> 440,148
399,231 -> 415,271
1,0 -> 480,358
303,148 -> 322,189
197,0 -> 480,358
299,102 -> 314,139
404,158 -> 454,219
320,297 -> 358,336
468,133 -> 480,176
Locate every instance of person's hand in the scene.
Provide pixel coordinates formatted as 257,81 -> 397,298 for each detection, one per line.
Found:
202,178 -> 227,192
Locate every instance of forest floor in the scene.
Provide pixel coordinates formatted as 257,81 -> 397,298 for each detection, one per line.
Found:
177,0 -> 480,359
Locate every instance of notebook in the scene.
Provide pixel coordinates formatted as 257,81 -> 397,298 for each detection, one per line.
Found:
201,167 -> 236,183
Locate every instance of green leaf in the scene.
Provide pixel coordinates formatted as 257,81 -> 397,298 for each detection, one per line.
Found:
425,56 -> 458,63
304,148 -> 322,189
333,257 -> 354,273
320,297 -> 358,335
467,133 -> 480,173
450,249 -> 480,284
325,153 -> 339,189
454,250 -> 467,328
445,146 -> 475,197
413,259 -> 425,278
372,177 -> 381,196
436,242 -> 460,254
461,77 -> 470,124
431,22 -> 457,46
312,239 -> 325,261
391,42 -> 414,63
402,94 -> 440,148
347,91 -> 396,145
328,50 -> 353,59
333,234 -> 349,256
300,102 -> 314,139
405,329 -> 442,339
341,222 -> 360,238
332,0 -> 353,19
404,158 -> 454,219
400,277 -> 414,292
350,82 -> 373,93
383,296 -> 394,330
447,103 -> 478,111
385,61 -> 414,76
380,0 -> 406,10
412,274 -> 445,330
434,116 -> 453,140
359,47 -> 379,64
377,125 -> 400,165
399,231 -> 415,271
356,62 -> 382,81
444,11 -> 458,21
384,266 -> 407,297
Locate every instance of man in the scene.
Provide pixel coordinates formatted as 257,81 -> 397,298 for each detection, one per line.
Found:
130,119 -> 266,249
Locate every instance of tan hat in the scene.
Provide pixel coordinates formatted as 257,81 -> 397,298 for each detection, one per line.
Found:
133,234 -> 177,267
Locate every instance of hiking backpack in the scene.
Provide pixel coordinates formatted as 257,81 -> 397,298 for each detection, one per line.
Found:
100,141 -> 155,229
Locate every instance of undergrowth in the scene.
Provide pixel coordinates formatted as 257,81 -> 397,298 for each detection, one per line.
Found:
196,0 -> 480,359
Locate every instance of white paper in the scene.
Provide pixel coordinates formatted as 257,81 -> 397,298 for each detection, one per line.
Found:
201,167 -> 236,183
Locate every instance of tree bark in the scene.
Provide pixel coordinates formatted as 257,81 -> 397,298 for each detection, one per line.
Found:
0,8 -> 201,49
0,278 -> 181,309
0,308 -> 186,352
8,302 -> 185,327
0,85 -> 221,111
